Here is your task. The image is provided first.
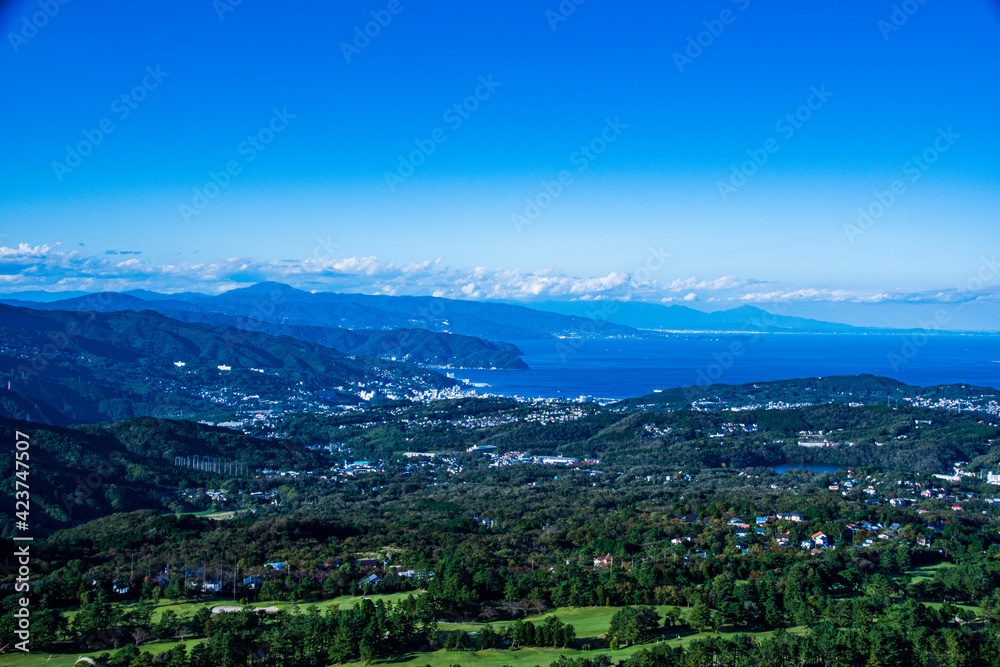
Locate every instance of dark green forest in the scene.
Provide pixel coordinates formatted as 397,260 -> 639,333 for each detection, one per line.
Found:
3,386 -> 1000,665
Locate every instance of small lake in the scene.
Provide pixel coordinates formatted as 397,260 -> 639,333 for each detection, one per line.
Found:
773,463 -> 847,475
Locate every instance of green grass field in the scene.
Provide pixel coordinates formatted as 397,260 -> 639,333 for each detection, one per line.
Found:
903,562 -> 955,583
0,602 -> 807,667
0,592 -> 426,667
58,590 -> 425,626
923,601 -> 981,614
326,591 -> 424,610
0,638 -> 206,667
440,604 -> 685,636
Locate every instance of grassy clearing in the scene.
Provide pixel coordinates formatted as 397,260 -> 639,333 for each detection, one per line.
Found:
441,604 -> 685,636
325,591 -> 425,610
340,625 -> 808,666
923,601 -> 980,614
345,644 -> 650,667
59,590 -> 425,626
903,561 -> 955,584
0,639 -> 206,667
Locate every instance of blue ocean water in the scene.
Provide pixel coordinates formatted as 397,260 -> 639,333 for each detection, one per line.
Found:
457,334 -> 1000,400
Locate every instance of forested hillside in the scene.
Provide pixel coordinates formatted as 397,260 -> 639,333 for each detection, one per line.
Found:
0,415 -> 325,528
0,304 -> 455,423
160,310 -> 529,369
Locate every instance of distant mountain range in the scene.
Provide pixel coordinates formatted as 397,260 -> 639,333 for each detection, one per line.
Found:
0,303 -> 456,424
527,301 -> 894,333
0,283 -> 940,339
0,282 -> 637,341
132,310 -> 528,370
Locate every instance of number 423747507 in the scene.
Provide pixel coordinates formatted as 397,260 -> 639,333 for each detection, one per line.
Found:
15,430 -> 30,522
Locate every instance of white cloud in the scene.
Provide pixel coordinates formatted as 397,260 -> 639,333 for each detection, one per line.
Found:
742,289 -> 905,304
0,243 -> 995,308
0,242 -> 59,257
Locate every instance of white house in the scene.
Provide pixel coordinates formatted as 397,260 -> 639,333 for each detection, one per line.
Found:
593,554 -> 613,569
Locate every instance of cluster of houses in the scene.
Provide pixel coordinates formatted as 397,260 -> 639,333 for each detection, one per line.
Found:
341,460 -> 378,475
537,456 -> 580,466
339,400 -> 590,437
178,487 -> 286,511
442,403 -> 588,430
488,451 -> 527,467
115,554 -> 437,597
725,514 -> 822,551
700,400 -> 814,412
480,450 -> 597,468
249,490 -> 279,503
358,564 -> 435,589
643,423 -> 674,438
903,394 -> 1000,417
717,464 -> 1000,553
840,521 -> 907,548
652,508 -> 961,558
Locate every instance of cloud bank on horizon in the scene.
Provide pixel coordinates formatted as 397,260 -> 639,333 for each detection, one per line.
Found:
2,243 -> 996,315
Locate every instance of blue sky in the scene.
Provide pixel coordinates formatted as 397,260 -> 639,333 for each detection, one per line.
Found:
1,0 -> 999,328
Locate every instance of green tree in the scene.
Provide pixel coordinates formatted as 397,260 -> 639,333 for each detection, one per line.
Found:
156,608 -> 180,639
561,623 -> 576,648
688,603 -> 712,632
477,624 -> 498,650
608,606 -> 660,645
